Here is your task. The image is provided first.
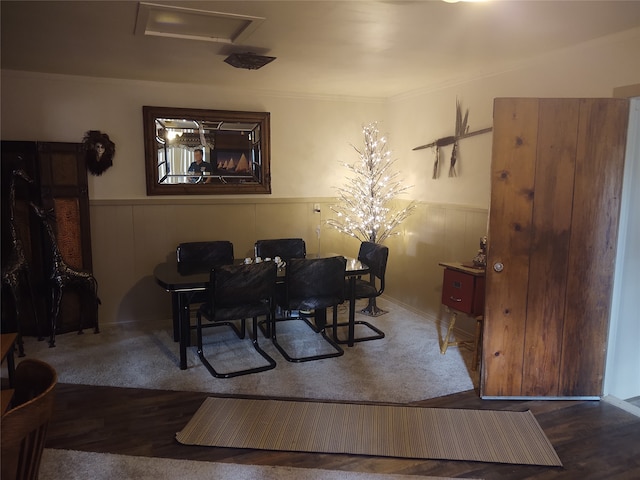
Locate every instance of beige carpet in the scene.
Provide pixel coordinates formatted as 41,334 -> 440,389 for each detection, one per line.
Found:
176,397 -> 562,467
39,449 -> 482,480
15,298 -> 478,404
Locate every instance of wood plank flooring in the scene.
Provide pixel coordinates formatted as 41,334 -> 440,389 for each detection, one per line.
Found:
45,383 -> 640,479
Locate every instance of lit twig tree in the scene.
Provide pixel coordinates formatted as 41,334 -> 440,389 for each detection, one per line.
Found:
326,122 -> 416,315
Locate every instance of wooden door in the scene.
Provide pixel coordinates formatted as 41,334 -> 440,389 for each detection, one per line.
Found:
482,98 -> 629,398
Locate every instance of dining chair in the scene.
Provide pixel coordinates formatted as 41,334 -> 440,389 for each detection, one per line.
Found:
176,241 -> 234,342
254,238 -> 306,261
1,359 -> 57,480
268,256 -> 345,362
196,261 -> 277,378
176,241 -> 234,275
332,241 -> 388,344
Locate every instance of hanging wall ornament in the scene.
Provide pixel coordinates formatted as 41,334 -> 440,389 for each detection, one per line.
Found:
83,130 -> 115,176
413,99 -> 493,179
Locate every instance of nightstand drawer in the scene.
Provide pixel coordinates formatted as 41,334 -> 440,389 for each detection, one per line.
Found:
441,268 -> 475,314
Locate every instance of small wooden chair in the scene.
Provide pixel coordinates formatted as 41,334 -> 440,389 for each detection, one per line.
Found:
1,359 -> 57,480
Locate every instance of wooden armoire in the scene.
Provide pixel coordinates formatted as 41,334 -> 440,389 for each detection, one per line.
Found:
482,98 -> 629,399
1,141 -> 94,339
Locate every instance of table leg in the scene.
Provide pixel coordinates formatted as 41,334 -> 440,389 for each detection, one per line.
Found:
440,308 -> 474,356
440,310 -> 457,355
178,293 -> 189,370
171,292 -> 180,342
6,345 -> 15,388
316,307 -> 327,330
348,276 -> 356,347
472,316 -> 484,371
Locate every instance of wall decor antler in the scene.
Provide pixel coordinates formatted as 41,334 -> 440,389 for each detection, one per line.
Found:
413,100 -> 492,179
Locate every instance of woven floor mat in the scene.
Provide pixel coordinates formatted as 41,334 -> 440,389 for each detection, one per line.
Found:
176,398 -> 562,466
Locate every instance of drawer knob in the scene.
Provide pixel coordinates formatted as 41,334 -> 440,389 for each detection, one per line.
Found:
449,296 -> 462,303
493,262 -> 504,273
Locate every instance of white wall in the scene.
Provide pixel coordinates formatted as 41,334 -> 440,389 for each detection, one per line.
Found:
3,27 -> 639,207
2,25 -> 639,397
384,27 -> 640,399
386,27 -> 640,209
0,71 -> 384,200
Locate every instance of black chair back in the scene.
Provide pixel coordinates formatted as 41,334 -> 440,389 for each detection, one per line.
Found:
211,262 -> 277,315
196,261 -> 278,378
357,241 -> 389,294
177,241 -> 234,275
255,238 -> 306,261
282,256 -> 346,311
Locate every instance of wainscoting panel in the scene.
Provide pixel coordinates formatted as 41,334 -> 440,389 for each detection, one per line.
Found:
89,199 -> 487,333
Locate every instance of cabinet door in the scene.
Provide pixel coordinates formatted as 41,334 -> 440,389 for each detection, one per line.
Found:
38,142 -> 93,271
37,142 -> 95,334
482,98 -> 628,398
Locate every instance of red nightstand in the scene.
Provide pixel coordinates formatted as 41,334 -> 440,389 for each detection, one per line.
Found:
438,262 -> 485,370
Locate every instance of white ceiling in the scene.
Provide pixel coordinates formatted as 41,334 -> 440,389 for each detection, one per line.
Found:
2,1 -> 640,98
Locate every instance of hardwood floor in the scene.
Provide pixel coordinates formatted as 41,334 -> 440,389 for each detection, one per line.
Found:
45,383 -> 640,479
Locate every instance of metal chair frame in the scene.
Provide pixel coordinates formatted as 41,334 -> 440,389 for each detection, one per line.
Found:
265,256 -> 345,363
196,262 -> 277,378
176,241 -> 234,344
332,242 -> 388,344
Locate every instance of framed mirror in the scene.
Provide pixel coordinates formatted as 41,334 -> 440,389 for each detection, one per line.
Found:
143,106 -> 271,195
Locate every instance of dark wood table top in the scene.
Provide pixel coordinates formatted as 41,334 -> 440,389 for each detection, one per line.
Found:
1,388 -> 14,413
1,333 -> 17,363
154,255 -> 369,292
1,333 -> 17,412
439,261 -> 485,277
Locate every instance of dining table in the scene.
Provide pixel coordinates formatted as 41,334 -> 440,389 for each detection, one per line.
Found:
153,255 -> 369,370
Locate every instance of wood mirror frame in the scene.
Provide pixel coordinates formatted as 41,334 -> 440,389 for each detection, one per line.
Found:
143,106 -> 271,195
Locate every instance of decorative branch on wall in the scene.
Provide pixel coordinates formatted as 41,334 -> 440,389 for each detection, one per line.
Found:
413,100 -> 492,179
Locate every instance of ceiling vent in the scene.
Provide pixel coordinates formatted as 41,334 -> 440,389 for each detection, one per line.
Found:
224,52 -> 276,70
135,2 -> 264,44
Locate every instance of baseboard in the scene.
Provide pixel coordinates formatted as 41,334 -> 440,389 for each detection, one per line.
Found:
481,396 -> 601,401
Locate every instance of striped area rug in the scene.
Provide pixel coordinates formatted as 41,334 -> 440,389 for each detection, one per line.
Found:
176,398 -> 562,466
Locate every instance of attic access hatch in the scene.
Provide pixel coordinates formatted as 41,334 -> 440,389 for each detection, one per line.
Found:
134,2 -> 265,44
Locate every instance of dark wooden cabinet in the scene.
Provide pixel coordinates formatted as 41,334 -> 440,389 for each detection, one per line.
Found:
482,98 -> 629,399
1,141 -> 94,339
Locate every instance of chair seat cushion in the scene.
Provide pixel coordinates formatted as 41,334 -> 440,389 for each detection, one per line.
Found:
350,278 -> 379,299
276,293 -> 343,311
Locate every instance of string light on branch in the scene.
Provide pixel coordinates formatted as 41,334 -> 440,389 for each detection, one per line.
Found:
326,122 -> 416,244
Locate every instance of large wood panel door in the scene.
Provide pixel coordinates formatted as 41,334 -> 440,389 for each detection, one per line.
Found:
481,98 -> 629,399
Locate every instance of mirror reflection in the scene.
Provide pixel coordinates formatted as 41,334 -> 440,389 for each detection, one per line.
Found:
143,107 -> 271,195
